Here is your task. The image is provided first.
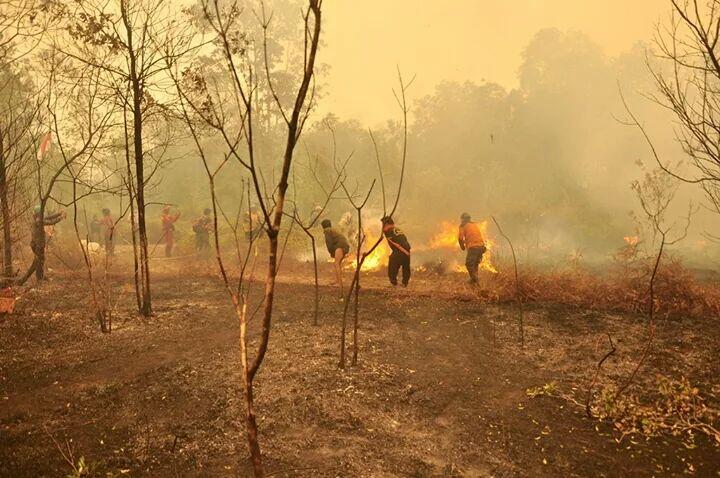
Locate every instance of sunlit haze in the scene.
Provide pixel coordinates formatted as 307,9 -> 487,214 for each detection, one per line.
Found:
322,0 -> 668,124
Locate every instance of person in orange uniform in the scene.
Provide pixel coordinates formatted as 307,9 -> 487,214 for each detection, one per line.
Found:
458,212 -> 486,284
99,208 -> 115,256
161,206 -> 181,257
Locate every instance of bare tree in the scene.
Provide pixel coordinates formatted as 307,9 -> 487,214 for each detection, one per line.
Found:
170,1 -> 323,475
0,64 -> 41,283
60,0 -> 198,316
614,167 -> 692,399
337,70 -> 412,369
648,0 -> 720,237
0,0 -> 58,64
285,148 -> 351,326
18,51 -> 114,285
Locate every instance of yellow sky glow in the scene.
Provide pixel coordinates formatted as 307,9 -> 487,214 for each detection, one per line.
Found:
320,0 -> 669,125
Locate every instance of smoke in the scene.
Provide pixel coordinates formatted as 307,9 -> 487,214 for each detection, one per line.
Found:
67,2 -> 719,268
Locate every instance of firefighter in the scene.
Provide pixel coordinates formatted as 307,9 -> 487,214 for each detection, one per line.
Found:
381,216 -> 411,287
99,208 -> 115,256
193,208 -> 212,253
161,206 -> 181,257
322,219 -> 350,297
458,212 -> 486,284
29,206 -> 66,281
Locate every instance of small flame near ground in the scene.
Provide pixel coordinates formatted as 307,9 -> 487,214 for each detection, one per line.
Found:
624,236 -> 640,246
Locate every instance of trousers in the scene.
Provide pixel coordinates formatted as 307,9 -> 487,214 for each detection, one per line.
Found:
388,252 -> 411,286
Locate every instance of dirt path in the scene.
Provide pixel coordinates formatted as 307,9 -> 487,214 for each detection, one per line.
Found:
1,274 -> 718,476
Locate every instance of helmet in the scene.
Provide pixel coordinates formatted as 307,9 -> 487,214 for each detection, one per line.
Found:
460,212 -> 471,221
321,219 -> 332,228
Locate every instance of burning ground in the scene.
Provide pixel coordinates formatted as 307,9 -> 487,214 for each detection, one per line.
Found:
1,257 -> 719,477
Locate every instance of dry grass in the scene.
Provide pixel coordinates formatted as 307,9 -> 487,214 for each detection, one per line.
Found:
481,252 -> 720,319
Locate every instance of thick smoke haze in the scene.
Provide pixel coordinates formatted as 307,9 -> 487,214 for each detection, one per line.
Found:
321,0 -> 667,124
146,0 -> 717,269
3,3 -> 720,476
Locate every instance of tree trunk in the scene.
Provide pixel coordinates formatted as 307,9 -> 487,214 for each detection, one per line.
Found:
34,222 -> 45,282
351,211 -> 362,366
243,233 -> 281,477
123,105 -> 142,313
243,372 -> 263,477
0,139 -> 13,283
128,31 -> 151,317
311,234 -> 319,326
129,186 -> 142,312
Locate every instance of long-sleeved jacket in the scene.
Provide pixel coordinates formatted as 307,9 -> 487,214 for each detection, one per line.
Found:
458,221 -> 485,250
161,213 -> 180,231
324,227 -> 350,256
384,226 -> 411,256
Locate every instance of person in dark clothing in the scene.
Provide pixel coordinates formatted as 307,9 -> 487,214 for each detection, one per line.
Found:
322,219 -> 350,297
381,216 -> 411,287
193,208 -> 213,254
89,215 -> 101,243
29,206 -> 66,281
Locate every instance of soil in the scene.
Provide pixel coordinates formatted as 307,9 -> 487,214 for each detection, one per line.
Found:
1,258 -> 719,477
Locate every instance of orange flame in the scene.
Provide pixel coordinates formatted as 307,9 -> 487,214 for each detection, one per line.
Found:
348,232 -> 392,272
624,236 -> 640,246
427,220 -> 497,274
428,221 -> 460,249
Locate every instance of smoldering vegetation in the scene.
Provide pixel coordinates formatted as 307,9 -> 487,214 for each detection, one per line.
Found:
1,0 -> 720,477
53,28 -> 719,273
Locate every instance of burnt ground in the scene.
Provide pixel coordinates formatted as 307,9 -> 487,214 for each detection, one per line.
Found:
0,260 -> 719,477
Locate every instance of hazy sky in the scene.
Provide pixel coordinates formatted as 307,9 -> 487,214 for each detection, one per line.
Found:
320,1 -> 669,125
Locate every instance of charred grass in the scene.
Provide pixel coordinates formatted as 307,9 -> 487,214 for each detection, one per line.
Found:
0,260 -> 718,477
